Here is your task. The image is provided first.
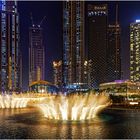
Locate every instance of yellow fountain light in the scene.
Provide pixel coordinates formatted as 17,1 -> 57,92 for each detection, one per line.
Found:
38,93 -> 110,121
129,102 -> 138,105
0,94 -> 30,109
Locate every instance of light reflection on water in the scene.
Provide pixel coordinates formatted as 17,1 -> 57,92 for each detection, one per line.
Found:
0,107 -> 139,139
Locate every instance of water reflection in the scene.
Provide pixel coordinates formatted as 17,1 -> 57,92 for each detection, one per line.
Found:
0,108 -> 139,139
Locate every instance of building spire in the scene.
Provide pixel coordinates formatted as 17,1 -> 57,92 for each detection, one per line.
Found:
116,3 -> 118,25
30,12 -> 33,26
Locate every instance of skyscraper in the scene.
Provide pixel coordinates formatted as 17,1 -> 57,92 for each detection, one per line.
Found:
53,61 -> 62,87
107,24 -> 121,82
107,5 -> 121,82
0,1 -> 20,91
63,1 -> 85,87
130,20 -> 140,82
29,25 -> 45,85
87,4 -> 108,89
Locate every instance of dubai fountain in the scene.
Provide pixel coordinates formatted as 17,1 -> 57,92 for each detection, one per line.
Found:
0,92 -> 50,109
0,93 -> 30,108
0,91 -> 110,121
38,93 -> 110,121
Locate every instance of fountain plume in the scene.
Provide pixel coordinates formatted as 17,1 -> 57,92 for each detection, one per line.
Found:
38,93 -> 110,121
0,94 -> 30,108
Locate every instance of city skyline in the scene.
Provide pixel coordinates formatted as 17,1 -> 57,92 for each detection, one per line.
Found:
18,1 -> 140,90
0,1 -> 140,139
19,1 -> 62,90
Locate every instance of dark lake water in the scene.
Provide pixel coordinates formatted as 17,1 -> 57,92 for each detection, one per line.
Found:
0,107 -> 140,139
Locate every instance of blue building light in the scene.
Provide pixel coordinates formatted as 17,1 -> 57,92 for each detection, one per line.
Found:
136,20 -> 140,23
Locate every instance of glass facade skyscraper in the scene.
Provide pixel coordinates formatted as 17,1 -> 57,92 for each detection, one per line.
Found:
87,4 -> 108,89
29,25 -> 45,85
63,1 -> 85,87
0,1 -> 20,91
130,21 -> 140,82
87,4 -> 122,89
107,24 -> 121,82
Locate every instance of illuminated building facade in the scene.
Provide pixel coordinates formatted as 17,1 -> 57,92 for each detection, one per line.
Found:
63,1 -> 85,87
99,80 -> 140,96
107,24 -> 121,82
29,80 -> 58,93
87,4 -> 108,89
29,25 -> 45,85
65,83 -> 89,93
53,61 -> 62,87
0,1 -> 20,91
83,60 -> 92,88
18,53 -> 22,91
130,20 -> 140,82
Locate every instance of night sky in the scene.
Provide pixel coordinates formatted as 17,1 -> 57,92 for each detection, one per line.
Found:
18,1 -> 62,90
18,1 -> 140,90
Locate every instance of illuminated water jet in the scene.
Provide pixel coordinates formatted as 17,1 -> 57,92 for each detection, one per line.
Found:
0,92 -> 51,109
38,93 -> 110,121
0,94 -> 30,108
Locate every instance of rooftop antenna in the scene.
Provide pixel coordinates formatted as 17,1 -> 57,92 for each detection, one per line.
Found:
30,12 -> 34,26
116,4 -> 118,25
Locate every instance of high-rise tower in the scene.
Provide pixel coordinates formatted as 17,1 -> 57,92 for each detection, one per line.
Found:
107,24 -> 121,82
130,20 -> 140,82
63,1 -> 85,87
87,4 -> 108,89
29,25 -> 45,85
107,4 -> 121,82
0,1 -> 20,91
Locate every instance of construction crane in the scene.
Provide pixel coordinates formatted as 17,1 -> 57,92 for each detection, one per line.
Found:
30,12 -> 47,28
38,16 -> 47,27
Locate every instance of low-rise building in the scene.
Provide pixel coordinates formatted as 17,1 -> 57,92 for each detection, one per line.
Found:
100,80 -> 140,104
99,80 -> 140,96
29,80 -> 59,93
